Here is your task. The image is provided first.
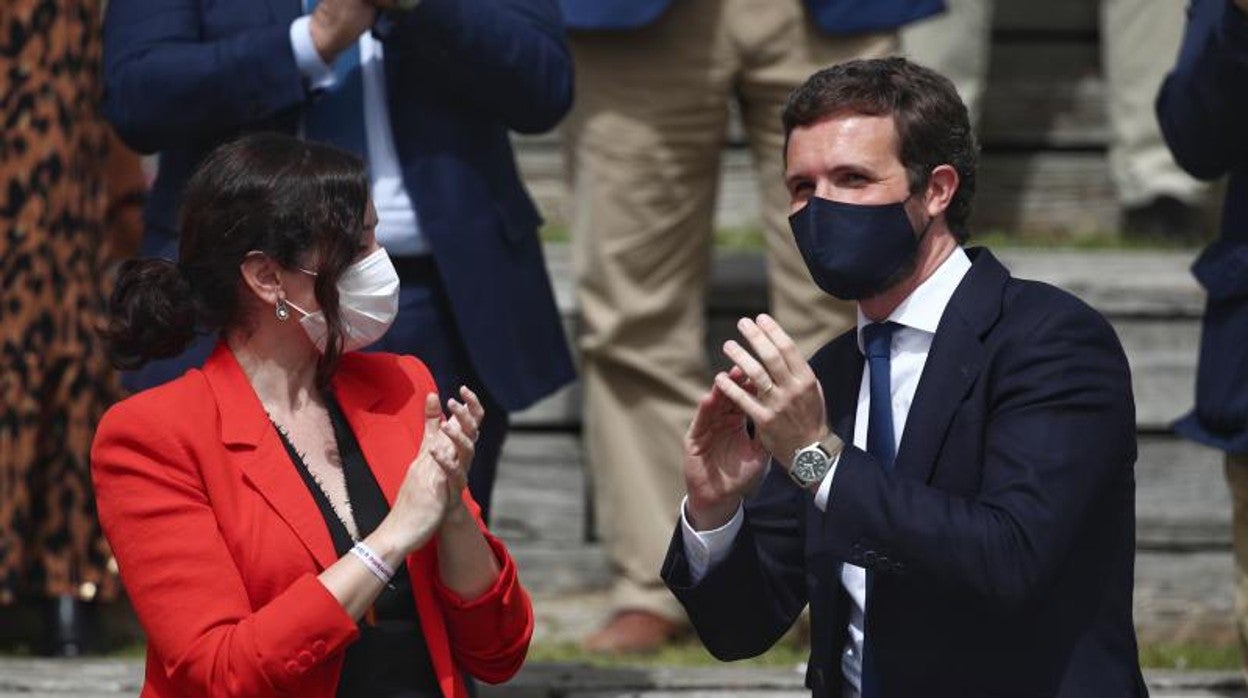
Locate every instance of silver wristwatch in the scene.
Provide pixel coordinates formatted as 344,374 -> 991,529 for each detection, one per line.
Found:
790,440 -> 835,489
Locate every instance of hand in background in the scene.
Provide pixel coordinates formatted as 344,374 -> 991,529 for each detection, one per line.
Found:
683,367 -> 770,531
717,314 -> 829,469
309,0 -> 376,63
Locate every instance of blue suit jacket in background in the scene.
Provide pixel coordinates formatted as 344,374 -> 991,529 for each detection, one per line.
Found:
559,0 -> 944,34
663,249 -> 1146,697
1157,0 -> 1248,453
102,0 -> 575,411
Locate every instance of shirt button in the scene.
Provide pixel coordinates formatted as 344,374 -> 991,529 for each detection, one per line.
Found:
298,651 -> 315,667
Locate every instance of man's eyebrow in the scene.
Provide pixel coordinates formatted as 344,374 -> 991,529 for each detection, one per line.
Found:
785,163 -> 879,185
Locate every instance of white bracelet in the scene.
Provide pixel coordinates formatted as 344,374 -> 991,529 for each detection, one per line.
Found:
350,541 -> 396,584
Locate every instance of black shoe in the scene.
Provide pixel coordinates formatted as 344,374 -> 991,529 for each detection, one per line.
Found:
39,595 -> 95,657
1122,195 -> 1204,244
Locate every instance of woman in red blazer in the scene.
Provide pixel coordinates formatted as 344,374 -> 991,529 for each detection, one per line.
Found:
91,133 -> 533,697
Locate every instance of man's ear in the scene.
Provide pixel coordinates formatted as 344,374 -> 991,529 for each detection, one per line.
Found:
923,164 -> 960,219
239,252 -> 285,307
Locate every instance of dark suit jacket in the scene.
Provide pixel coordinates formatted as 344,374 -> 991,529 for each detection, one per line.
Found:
1158,0 -> 1248,454
558,0 -> 944,34
102,0 -> 575,411
91,344 -> 532,697
663,248 -> 1146,697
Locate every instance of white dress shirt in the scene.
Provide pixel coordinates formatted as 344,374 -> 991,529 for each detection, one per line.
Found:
289,15 -> 430,256
680,247 -> 973,695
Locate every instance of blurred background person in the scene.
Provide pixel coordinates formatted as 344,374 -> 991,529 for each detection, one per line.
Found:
560,0 -> 944,653
902,0 -> 1208,242
0,0 -> 146,656
94,133 -> 530,696
1158,0 -> 1248,677
102,0 -> 575,523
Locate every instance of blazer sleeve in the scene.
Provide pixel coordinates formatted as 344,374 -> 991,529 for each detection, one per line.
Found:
102,0 -> 307,154
396,355 -> 534,683
660,465 -> 810,661
430,500 -> 534,684
380,0 -> 573,133
1156,0 -> 1248,179
811,299 -> 1137,611
91,402 -> 360,696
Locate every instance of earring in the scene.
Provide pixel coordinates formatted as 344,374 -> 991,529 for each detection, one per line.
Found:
275,298 -> 290,322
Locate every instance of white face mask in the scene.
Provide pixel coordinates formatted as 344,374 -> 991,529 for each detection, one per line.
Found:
286,247 -> 400,353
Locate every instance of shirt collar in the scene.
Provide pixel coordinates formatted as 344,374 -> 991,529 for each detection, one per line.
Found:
856,246 -> 972,352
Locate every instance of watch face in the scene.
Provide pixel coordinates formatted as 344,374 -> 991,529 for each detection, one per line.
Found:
793,450 -> 827,484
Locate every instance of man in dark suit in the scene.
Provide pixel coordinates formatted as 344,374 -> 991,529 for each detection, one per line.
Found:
559,0 -> 944,652
1158,0 -> 1248,673
662,58 -> 1146,697
102,0 -> 575,520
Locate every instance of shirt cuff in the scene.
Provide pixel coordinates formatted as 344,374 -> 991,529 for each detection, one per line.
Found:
289,16 -> 336,90
812,450 -> 842,512
679,496 -> 744,584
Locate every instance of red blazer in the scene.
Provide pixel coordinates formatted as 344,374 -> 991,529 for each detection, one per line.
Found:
91,343 -> 533,697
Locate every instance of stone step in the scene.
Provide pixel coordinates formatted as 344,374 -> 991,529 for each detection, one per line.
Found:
0,658 -> 1235,697
514,246 -> 1206,431
493,431 -> 1236,604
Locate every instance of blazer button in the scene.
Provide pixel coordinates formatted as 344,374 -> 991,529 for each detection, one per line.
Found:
863,551 -> 877,565
284,660 -> 301,676
298,650 -> 316,667
312,640 -> 327,656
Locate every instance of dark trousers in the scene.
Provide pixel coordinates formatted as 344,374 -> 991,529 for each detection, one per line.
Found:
366,256 -> 508,524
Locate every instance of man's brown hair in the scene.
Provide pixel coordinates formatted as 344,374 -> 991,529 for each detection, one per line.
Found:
782,57 -> 978,240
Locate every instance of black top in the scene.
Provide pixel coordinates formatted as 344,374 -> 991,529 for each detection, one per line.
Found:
274,394 -> 440,698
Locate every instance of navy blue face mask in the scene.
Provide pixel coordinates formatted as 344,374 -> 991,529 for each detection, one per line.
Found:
788,195 -> 931,301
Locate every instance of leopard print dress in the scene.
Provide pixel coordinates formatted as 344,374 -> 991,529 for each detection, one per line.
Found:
0,0 -> 125,604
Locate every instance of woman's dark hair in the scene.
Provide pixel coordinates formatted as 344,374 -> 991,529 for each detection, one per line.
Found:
105,133 -> 370,388
782,57 -> 978,240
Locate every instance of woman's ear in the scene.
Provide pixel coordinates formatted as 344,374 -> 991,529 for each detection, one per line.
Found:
239,252 -> 285,307
924,164 -> 960,219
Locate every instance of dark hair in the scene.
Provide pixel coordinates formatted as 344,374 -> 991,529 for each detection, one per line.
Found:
782,57 -> 978,240
105,133 -> 370,388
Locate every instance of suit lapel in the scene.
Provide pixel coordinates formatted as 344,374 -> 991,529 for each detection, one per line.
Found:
202,343 -> 340,571
332,368 -> 418,509
893,311 -> 985,483
807,334 -> 863,542
825,339 -> 863,445
334,362 -> 457,696
893,247 -> 1008,484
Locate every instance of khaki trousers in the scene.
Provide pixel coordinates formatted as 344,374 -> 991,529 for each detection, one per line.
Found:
901,0 -> 1205,207
565,0 -> 891,619
1226,454 -> 1248,675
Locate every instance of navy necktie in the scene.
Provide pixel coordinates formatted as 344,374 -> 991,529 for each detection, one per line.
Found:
303,0 -> 368,158
863,322 -> 898,470
860,321 -> 897,698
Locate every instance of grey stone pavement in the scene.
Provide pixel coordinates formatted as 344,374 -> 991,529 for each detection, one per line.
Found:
2,247 -> 1239,695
